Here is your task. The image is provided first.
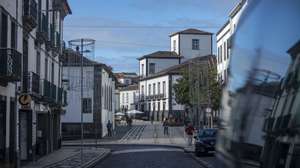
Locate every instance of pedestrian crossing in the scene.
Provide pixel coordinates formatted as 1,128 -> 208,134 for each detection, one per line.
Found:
118,125 -> 146,143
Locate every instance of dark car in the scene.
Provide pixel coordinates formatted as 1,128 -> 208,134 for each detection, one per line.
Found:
194,128 -> 217,156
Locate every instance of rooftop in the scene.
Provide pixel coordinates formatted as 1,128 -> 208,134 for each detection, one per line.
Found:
169,28 -> 213,37
140,55 -> 216,81
137,51 -> 181,60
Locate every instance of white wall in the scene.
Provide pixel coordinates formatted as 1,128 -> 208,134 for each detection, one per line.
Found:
179,34 -> 212,60
139,59 -> 147,77
139,75 -> 170,112
62,66 -> 94,123
120,89 -> 139,111
101,69 -> 115,136
170,34 -> 179,53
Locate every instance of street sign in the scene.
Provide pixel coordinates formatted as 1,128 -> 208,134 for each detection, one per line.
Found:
19,94 -> 32,106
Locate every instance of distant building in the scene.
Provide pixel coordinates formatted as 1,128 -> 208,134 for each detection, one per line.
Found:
139,56 -> 216,121
61,50 -> 116,139
138,28 -> 214,122
119,85 -> 139,112
170,28 -> 213,60
216,1 -> 247,84
115,72 -> 138,86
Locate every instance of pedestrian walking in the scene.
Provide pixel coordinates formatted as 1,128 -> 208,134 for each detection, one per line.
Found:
185,123 -> 195,146
106,120 -> 113,137
163,118 -> 169,135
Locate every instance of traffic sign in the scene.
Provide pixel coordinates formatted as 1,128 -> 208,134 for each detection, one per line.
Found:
19,94 -> 32,106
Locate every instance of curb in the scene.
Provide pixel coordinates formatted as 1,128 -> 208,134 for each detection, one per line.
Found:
82,149 -> 111,168
63,143 -> 186,150
187,153 -> 214,168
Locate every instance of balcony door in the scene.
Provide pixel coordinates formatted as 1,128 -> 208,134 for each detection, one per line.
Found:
0,96 -> 6,160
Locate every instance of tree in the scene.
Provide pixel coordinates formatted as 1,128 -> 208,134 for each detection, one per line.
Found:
173,60 -> 222,126
173,69 -> 191,107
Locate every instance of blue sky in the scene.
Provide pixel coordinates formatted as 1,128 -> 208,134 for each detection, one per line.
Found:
64,0 -> 239,73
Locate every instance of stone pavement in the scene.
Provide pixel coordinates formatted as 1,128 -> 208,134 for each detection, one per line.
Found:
22,147 -> 110,168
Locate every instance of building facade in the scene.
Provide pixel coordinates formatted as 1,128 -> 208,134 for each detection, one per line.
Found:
115,72 -> 138,86
119,85 -> 139,112
61,50 -> 116,139
138,28 -> 213,122
0,0 -> 71,165
170,28 -> 213,61
216,0 -> 247,83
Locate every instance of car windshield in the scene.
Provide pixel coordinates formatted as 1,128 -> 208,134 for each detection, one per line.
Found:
198,129 -> 216,138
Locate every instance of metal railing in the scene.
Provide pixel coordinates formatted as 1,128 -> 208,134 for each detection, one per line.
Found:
0,48 -> 22,82
23,0 -> 38,30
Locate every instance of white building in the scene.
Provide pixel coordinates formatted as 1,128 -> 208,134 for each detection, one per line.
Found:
139,56 -> 216,121
170,29 -> 213,60
138,28 -> 213,121
0,0 -> 71,164
119,85 -> 139,112
115,72 -> 138,86
62,50 -> 116,139
216,1 -> 247,83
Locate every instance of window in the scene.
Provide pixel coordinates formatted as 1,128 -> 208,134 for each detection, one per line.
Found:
126,93 -> 129,103
223,42 -> 227,61
173,40 -> 176,51
220,45 -> 223,62
148,84 -> 151,95
51,63 -> 54,83
122,93 -> 125,104
153,83 -> 156,95
82,98 -> 92,113
141,85 -> 144,95
11,21 -> 17,49
45,58 -> 48,80
192,39 -> 199,50
1,12 -> 8,48
217,47 -> 220,63
141,64 -> 144,75
36,51 -> 41,75
227,38 -> 230,59
162,81 -> 166,96
149,63 -> 155,74
158,82 -> 160,94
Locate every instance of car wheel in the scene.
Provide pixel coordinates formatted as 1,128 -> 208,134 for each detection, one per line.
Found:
195,147 -> 206,156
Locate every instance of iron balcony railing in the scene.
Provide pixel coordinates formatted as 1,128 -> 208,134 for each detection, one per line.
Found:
37,13 -> 48,42
23,0 -> 38,30
50,82 -> 57,103
0,48 -> 22,82
26,71 -> 40,95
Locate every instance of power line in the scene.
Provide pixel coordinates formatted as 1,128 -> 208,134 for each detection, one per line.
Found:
64,25 -> 221,29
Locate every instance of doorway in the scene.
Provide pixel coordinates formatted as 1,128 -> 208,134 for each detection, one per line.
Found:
0,97 -> 6,160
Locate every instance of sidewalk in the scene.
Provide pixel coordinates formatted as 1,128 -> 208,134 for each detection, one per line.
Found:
22,147 -> 110,168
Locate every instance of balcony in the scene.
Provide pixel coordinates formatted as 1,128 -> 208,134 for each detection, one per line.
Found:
41,79 -> 51,101
23,0 -> 37,31
263,117 -> 275,132
36,13 -> 48,43
26,72 -> 40,96
0,48 -> 22,84
50,83 -> 57,103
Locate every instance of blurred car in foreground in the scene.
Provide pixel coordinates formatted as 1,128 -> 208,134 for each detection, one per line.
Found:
194,128 -> 217,156
216,0 -> 300,168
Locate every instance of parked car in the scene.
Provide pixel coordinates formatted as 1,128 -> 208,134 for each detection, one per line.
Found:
194,128 -> 217,156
